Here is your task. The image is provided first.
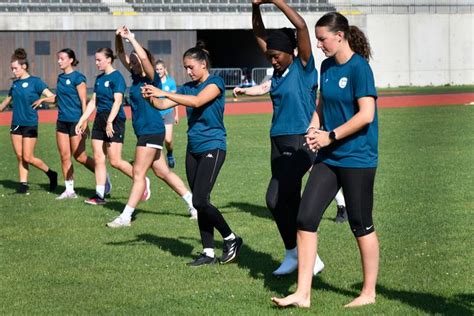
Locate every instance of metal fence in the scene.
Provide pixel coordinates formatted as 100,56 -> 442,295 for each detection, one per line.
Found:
210,68 -> 243,88
251,67 -> 273,85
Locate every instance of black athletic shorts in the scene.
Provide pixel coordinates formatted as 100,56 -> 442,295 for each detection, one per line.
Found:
56,120 -> 78,136
136,133 -> 164,149
10,125 -> 38,138
91,111 -> 125,143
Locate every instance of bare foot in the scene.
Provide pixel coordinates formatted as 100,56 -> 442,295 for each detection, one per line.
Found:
344,294 -> 376,308
271,293 -> 310,308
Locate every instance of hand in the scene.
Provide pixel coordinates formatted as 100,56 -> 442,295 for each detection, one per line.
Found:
311,130 -> 333,150
233,87 -> 246,97
141,84 -> 165,98
31,99 -> 43,109
106,121 -> 115,138
75,120 -> 85,135
304,128 -> 318,152
252,0 -> 273,5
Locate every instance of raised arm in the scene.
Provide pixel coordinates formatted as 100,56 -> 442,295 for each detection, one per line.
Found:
115,26 -> 131,72
121,26 -> 155,81
273,0 -> 311,65
252,0 -> 268,54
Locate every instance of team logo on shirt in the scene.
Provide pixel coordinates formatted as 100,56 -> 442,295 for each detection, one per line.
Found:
104,81 -> 110,88
22,82 -> 29,88
339,77 -> 348,89
66,79 -> 71,85
164,86 -> 170,92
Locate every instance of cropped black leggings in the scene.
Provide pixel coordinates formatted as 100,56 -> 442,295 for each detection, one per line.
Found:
266,135 -> 314,250
186,149 -> 232,249
297,162 -> 377,237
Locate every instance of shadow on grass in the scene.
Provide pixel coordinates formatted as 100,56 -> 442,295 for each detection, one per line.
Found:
222,201 -> 273,220
106,233 -> 194,259
0,179 -> 17,191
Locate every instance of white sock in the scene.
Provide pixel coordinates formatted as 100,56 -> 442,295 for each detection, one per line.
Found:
96,185 -> 105,199
121,205 -> 135,219
203,248 -> 215,258
182,191 -> 194,208
65,180 -> 74,193
335,188 -> 345,206
224,233 -> 236,241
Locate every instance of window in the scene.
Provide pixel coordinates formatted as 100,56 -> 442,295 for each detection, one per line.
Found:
148,40 -> 171,55
87,41 -> 111,56
35,41 -> 50,55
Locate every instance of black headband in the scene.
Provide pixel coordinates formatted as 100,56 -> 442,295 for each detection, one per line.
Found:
266,28 -> 297,55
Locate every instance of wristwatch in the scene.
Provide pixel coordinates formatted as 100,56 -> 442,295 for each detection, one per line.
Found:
329,130 -> 336,142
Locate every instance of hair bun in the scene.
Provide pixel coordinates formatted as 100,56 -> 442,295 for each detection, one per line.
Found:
195,40 -> 210,55
13,48 -> 27,60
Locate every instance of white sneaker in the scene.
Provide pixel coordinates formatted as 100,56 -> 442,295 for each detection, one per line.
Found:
106,216 -> 131,228
188,207 -> 198,220
313,255 -> 325,276
273,248 -> 298,276
141,177 -> 151,201
56,191 -> 78,200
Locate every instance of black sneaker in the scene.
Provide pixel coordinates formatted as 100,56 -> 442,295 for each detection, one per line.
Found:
220,236 -> 243,264
187,253 -> 217,267
335,205 -> 348,223
16,183 -> 29,194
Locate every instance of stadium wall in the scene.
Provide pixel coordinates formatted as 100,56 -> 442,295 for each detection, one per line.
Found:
0,12 -> 472,90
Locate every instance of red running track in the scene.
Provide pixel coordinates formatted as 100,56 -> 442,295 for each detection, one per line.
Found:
0,93 -> 473,126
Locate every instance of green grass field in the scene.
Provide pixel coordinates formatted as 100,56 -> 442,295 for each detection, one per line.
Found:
1,105 -> 473,315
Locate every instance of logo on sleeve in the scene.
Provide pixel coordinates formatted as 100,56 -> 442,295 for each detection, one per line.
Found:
22,82 -> 29,88
66,79 -> 71,85
339,77 -> 348,89
104,81 -> 110,88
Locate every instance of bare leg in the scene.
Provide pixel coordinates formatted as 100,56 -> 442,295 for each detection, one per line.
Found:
126,146 -> 157,209
57,132 -> 73,180
344,232 -> 379,307
22,137 -> 50,172
71,131 -> 95,173
151,152 -> 188,196
107,142 -> 133,178
11,134 -> 29,182
272,231 -> 317,308
92,139 -> 107,186
164,123 -> 174,153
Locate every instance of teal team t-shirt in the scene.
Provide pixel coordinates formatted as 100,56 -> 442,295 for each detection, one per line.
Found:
159,76 -> 177,116
129,72 -> 165,136
178,75 -> 226,153
56,70 -> 86,122
269,54 -> 318,137
318,53 -> 378,168
9,76 -> 48,126
93,70 -> 126,121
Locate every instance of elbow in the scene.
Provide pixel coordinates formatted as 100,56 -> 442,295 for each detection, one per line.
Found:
363,113 -> 375,125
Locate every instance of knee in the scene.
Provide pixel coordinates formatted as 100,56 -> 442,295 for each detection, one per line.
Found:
109,158 -> 121,169
22,154 -> 33,164
154,168 -> 167,179
296,208 -> 319,233
15,153 -> 23,162
192,195 -> 209,211
74,153 -> 87,165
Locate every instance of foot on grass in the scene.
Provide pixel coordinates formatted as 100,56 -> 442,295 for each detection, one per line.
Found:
344,294 -> 375,308
271,293 -> 310,308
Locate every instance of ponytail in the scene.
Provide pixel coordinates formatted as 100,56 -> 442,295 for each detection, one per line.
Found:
348,26 -> 372,61
316,12 -> 372,61
183,40 -> 211,68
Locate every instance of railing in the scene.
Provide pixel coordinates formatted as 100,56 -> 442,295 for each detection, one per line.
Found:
251,67 -> 273,85
210,68 -> 243,88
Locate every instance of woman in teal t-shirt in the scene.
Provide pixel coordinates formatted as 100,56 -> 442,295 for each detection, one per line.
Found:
142,42 -> 242,267
0,48 -> 58,195
273,12 -> 380,309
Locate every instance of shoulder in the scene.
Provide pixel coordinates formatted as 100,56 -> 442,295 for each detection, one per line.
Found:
350,54 -> 370,69
206,75 -> 225,87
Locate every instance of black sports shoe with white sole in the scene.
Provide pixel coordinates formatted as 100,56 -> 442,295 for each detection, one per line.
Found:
187,253 -> 218,267
220,236 -> 243,264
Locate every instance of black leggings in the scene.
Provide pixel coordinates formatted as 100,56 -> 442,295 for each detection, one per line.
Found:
297,162 -> 377,237
266,135 -> 314,250
186,149 -> 232,249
